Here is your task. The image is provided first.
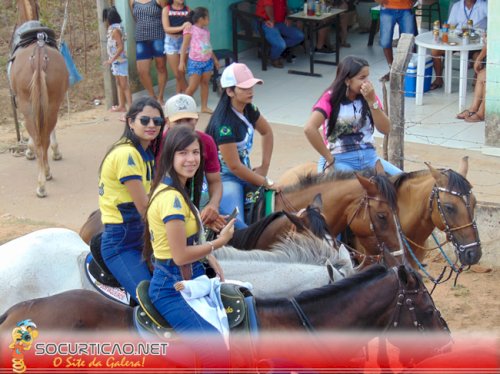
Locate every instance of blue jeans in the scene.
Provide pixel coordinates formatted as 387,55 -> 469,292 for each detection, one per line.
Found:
379,8 -> 416,49
317,148 -> 402,175
149,260 -> 229,369
220,174 -> 248,229
262,22 -> 304,60
101,222 -> 151,303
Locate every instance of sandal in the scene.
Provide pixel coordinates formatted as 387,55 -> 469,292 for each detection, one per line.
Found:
464,113 -> 484,122
456,110 -> 472,119
109,105 -> 126,113
429,81 -> 443,91
119,114 -> 126,122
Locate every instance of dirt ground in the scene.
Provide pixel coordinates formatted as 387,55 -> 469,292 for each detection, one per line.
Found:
0,106 -> 499,337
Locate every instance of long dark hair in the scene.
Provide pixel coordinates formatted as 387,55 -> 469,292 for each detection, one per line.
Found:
99,97 -> 165,175
143,126 -> 205,265
325,56 -> 372,139
102,6 -> 122,25
205,88 -> 234,138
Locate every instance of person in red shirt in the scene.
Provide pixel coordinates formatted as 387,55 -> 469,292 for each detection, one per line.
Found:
256,0 -> 304,68
160,94 -> 225,231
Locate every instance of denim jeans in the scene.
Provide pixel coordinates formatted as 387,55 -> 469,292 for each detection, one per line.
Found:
149,260 -> 229,369
379,8 -> 416,49
101,222 -> 151,303
317,148 -> 402,175
262,22 -> 304,60
220,174 -> 249,229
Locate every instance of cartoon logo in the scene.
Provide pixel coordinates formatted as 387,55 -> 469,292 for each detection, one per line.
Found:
9,319 -> 38,374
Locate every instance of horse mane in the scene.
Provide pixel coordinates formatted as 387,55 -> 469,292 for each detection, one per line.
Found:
228,211 -> 286,250
216,233 -> 339,265
370,174 -> 398,210
392,169 -> 472,195
296,264 -> 389,302
282,169 -> 373,194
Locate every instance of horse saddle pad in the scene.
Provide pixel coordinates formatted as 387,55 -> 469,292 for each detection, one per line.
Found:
135,281 -> 258,337
244,187 -> 275,225
11,21 -> 57,56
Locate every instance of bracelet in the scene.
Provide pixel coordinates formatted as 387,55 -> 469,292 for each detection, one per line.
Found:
208,241 -> 215,255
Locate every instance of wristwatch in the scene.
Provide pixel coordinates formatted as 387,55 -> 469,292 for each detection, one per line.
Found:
371,101 -> 380,110
264,176 -> 274,188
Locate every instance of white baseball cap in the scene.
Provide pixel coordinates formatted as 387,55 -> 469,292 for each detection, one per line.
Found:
220,63 -> 263,89
164,94 -> 199,122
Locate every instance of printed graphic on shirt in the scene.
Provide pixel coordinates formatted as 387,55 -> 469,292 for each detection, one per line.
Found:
128,154 -> 136,166
219,125 -> 233,137
173,196 -> 182,210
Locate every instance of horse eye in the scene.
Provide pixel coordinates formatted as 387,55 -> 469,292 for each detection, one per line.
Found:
444,204 -> 455,213
377,213 -> 387,220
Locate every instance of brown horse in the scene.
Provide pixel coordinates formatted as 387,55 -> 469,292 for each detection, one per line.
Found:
277,158 -> 481,268
0,265 -> 449,336
10,0 -> 69,197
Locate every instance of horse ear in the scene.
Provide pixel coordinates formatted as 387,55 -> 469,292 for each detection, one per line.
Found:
374,159 -> 387,176
397,265 -> 409,285
425,162 -> 446,185
311,193 -> 323,211
397,265 -> 418,288
355,173 -> 378,196
457,156 -> 469,177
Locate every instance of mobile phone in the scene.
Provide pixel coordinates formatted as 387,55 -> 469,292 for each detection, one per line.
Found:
227,207 -> 239,222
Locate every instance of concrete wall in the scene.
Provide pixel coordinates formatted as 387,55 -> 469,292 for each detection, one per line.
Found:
485,0 -> 500,148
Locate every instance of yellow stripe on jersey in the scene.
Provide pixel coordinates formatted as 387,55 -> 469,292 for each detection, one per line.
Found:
99,141 -> 155,224
147,182 -> 199,260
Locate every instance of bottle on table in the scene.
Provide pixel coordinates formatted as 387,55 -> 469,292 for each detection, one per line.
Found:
315,0 -> 321,16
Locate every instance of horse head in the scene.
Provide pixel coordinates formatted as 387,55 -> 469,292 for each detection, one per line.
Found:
386,265 -> 451,366
425,157 -> 481,266
348,160 -> 403,260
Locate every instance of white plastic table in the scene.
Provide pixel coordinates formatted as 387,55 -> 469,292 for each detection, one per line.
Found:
415,31 -> 484,111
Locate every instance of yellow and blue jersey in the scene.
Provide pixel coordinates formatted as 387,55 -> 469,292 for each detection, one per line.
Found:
147,179 -> 199,260
99,141 -> 155,224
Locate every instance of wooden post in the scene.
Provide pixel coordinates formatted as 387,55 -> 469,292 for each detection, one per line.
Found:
96,0 -> 117,110
388,33 -> 415,170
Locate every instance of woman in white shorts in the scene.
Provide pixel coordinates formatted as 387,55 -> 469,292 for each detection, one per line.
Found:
162,0 -> 191,93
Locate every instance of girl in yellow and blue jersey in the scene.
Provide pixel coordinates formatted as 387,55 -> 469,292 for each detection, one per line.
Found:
99,96 -> 165,303
143,126 -> 235,368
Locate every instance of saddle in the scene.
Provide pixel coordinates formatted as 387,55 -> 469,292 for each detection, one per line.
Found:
88,232 -> 121,287
135,280 -> 258,338
11,21 -> 58,57
244,186 -> 275,225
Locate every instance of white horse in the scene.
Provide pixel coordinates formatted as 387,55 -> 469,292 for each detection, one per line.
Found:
0,228 -> 354,314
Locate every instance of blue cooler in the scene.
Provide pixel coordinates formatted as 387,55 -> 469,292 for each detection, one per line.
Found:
404,54 -> 433,97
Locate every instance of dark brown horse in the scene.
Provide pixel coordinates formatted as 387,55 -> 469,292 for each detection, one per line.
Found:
10,0 -> 69,197
0,265 -> 449,336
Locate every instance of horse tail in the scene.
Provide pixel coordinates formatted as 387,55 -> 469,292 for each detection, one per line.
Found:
29,44 -> 49,148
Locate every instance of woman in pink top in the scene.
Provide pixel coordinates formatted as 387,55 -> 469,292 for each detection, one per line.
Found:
179,7 -> 220,114
304,55 -> 402,175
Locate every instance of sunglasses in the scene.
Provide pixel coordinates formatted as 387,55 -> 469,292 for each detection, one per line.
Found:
138,116 -> 165,127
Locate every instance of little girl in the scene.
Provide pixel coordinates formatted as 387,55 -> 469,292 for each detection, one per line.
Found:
179,7 -> 219,113
162,0 -> 191,93
103,6 -> 132,120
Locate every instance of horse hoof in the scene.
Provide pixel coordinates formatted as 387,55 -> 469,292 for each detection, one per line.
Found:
46,174 -> 53,181
53,153 -> 63,161
36,188 -> 47,198
26,150 -> 36,160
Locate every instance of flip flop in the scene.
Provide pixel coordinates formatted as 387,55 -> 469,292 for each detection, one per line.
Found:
464,113 -> 484,122
456,110 -> 471,119
429,81 -> 443,91
119,115 -> 126,122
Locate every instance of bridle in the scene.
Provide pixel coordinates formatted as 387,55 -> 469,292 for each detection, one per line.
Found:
401,181 -> 481,286
385,267 -> 449,334
346,194 -> 404,264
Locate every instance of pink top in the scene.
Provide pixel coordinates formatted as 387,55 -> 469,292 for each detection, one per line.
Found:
313,90 -> 383,154
184,25 -> 212,62
157,129 -> 220,174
